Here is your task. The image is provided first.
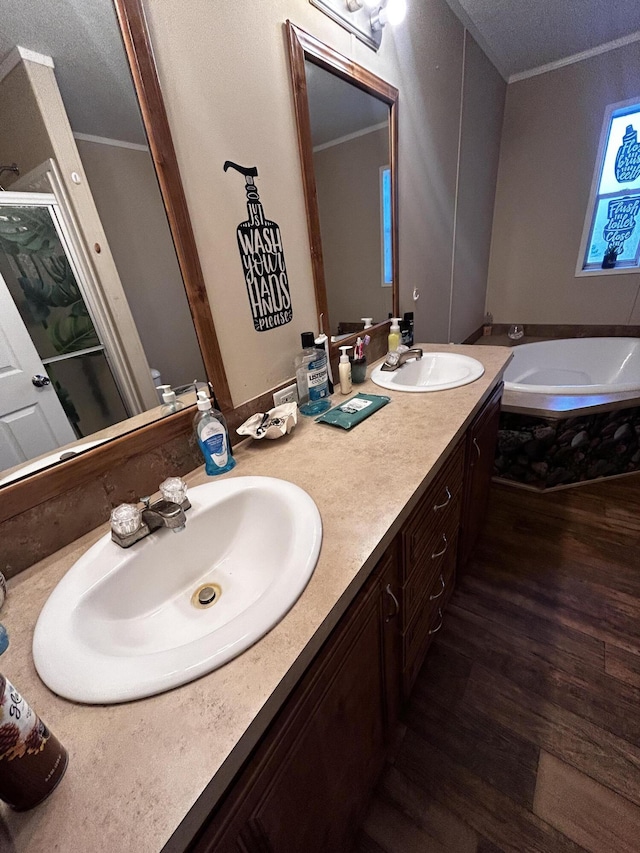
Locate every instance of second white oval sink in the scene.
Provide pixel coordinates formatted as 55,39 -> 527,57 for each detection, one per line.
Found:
33,477 -> 322,704
371,351 -> 484,392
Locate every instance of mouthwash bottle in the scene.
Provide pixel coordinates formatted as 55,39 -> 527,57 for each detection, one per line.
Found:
295,331 -> 331,416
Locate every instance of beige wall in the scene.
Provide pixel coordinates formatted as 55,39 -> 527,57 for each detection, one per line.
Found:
450,33 -> 505,342
314,127 -> 391,332
144,0 -> 505,405
486,41 -> 640,325
76,139 -> 205,389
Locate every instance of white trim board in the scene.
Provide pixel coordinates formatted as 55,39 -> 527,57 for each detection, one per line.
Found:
312,121 -> 388,153
0,46 -> 54,84
509,30 -> 640,84
73,132 -> 149,152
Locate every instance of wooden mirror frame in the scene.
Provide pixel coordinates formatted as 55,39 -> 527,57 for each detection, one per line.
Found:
286,21 -> 399,352
0,0 -> 230,522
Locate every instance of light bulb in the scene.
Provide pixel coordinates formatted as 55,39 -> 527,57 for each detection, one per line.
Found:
384,0 -> 407,25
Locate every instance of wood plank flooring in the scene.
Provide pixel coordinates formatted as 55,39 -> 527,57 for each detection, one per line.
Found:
355,476 -> 640,852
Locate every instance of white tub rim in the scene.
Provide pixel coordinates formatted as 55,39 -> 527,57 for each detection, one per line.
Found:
503,336 -> 640,395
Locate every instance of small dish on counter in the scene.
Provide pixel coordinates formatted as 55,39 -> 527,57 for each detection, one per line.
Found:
237,402 -> 298,439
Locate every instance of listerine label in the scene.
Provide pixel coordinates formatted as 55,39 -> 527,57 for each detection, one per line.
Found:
306,356 -> 329,401
200,419 -> 228,467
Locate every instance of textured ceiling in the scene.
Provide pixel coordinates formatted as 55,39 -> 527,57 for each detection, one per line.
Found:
444,0 -> 640,79
0,0 -> 146,144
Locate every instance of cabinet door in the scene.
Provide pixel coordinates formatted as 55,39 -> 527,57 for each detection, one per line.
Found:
459,382 -> 503,568
196,549 -> 398,853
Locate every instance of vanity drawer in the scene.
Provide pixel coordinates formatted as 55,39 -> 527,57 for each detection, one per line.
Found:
402,538 -> 456,696
402,440 -> 464,583
401,504 -> 459,629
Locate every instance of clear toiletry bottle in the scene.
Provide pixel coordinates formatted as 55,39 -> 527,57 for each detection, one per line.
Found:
388,317 -> 402,352
295,332 -> 331,416
159,385 -> 185,415
339,345 -> 353,395
194,391 -> 235,475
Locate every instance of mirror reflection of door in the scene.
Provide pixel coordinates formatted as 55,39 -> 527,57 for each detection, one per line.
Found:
305,60 -> 392,337
0,194 -> 129,462
0,268 -> 77,470
0,0 -> 207,485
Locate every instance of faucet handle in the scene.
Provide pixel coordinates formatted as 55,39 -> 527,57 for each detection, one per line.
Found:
140,496 -> 151,510
159,477 -> 188,505
110,503 -> 142,537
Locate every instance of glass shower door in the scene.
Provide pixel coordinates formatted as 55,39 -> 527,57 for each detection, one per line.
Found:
0,195 -> 128,439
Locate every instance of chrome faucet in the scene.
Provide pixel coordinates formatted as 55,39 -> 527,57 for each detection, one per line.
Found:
141,497 -> 188,532
110,477 -> 191,548
380,347 -> 424,371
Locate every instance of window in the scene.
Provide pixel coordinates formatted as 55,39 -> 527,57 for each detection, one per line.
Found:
380,166 -> 393,286
579,100 -> 640,273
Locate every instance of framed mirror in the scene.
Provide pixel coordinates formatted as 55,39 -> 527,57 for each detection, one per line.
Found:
286,22 -> 399,349
0,0 -> 229,512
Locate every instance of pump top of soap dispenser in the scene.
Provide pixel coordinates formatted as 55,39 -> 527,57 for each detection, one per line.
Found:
160,384 -> 184,414
339,345 -> 353,362
197,390 -> 212,412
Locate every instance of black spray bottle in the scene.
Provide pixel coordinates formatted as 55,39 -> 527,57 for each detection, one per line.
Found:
224,161 -> 293,332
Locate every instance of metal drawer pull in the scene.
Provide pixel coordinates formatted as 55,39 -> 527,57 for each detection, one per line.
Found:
429,608 -> 444,635
431,533 -> 448,559
433,486 -> 452,511
473,437 -> 481,458
384,584 -> 400,622
429,573 -> 445,600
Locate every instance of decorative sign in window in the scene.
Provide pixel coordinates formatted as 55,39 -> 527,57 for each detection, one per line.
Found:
615,125 -> 640,183
581,105 -> 640,272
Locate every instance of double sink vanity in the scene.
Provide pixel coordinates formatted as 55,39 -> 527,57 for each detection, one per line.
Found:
0,344 -> 510,853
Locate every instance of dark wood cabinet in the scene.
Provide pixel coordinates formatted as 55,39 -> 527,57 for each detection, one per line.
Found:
189,387 -> 502,852
458,382 -> 503,569
400,439 -> 464,696
192,545 -> 401,853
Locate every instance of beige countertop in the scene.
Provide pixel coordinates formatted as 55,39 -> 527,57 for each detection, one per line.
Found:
0,344 -> 511,853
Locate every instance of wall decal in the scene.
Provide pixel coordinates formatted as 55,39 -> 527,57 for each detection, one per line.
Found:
603,196 -> 640,253
614,125 -> 640,183
224,161 -> 293,332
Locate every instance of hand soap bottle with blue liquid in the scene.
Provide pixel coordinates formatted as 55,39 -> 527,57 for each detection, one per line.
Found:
194,390 -> 235,475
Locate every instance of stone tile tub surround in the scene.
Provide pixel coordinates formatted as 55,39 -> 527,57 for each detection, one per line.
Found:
0,344 -> 510,853
496,406 -> 640,489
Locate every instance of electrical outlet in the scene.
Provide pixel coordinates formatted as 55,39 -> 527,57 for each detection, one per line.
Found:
273,383 -> 299,407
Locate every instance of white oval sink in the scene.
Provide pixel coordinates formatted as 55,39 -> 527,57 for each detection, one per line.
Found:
33,477 -> 322,704
371,352 -> 484,392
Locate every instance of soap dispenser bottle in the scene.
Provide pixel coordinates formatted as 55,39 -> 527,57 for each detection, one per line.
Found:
194,391 -> 235,476
388,318 -> 402,352
339,346 -> 353,395
159,385 -> 184,415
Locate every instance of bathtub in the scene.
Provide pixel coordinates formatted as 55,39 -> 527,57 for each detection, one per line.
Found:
503,337 -> 640,395
497,337 -> 640,489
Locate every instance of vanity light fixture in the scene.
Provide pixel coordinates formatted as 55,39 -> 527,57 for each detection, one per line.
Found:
310,0 -> 407,50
